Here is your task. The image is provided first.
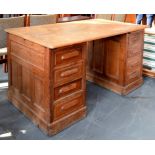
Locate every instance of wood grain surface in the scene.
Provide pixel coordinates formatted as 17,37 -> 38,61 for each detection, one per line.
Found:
6,19 -> 146,49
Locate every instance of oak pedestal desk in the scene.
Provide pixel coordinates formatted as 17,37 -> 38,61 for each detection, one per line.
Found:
6,19 -> 145,135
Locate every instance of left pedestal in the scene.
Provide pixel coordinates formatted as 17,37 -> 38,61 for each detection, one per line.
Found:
7,34 -> 87,135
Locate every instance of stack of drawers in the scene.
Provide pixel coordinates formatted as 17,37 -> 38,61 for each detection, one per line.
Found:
126,31 -> 143,84
51,43 -> 86,129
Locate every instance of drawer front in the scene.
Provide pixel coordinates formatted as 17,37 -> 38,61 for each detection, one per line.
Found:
54,46 -> 82,66
127,56 -> 142,73
128,31 -> 143,57
53,92 -> 84,120
126,69 -> 141,84
54,63 -> 83,86
54,79 -> 82,100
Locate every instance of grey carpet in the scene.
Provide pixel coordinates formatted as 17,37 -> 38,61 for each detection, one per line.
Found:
0,64 -> 155,140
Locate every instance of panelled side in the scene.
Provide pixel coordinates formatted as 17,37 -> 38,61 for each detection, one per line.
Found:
7,34 -> 51,129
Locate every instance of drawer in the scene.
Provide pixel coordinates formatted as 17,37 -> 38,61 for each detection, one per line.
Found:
128,31 -> 143,57
54,63 -> 83,87
54,79 -> 82,100
54,46 -> 82,66
126,69 -> 141,84
127,56 -> 142,73
53,91 -> 84,120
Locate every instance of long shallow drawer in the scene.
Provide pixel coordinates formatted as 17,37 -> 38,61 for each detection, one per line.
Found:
126,55 -> 142,84
126,69 -> 141,84
54,46 -> 83,66
54,62 -> 83,87
128,31 -> 143,57
53,91 -> 84,120
127,56 -> 142,74
54,79 -> 82,100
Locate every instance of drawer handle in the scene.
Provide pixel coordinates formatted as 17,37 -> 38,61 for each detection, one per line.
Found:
60,68 -> 79,77
61,99 -> 79,111
61,50 -> 80,60
59,83 -> 77,94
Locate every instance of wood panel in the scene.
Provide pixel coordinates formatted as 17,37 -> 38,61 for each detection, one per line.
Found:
7,34 -> 86,135
87,30 -> 144,95
11,41 -> 45,70
92,39 -> 105,74
8,34 -> 51,124
104,36 -> 123,82
33,77 -> 45,111
11,60 -> 19,89
21,66 -> 32,101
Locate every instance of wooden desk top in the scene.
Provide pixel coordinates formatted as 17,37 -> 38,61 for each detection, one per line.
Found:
6,19 -> 146,49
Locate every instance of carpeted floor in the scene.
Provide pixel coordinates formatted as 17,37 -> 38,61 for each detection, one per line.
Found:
1,64 -> 155,140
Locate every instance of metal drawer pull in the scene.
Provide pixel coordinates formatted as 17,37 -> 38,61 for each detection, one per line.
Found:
60,68 -> 79,77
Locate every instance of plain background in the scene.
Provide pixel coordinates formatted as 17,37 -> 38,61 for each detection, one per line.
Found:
1,0 -> 155,154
